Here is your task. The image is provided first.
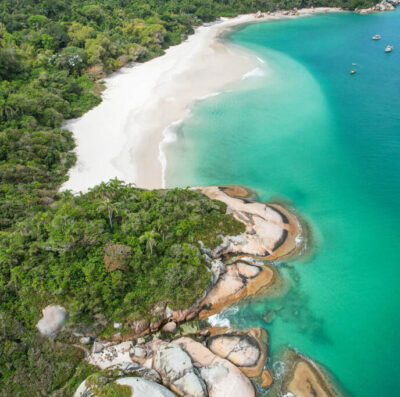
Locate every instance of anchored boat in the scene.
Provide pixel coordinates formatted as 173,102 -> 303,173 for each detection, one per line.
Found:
385,45 -> 393,53
372,34 -> 381,40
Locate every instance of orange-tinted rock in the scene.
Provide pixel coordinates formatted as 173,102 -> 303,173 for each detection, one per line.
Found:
261,369 -> 273,387
198,263 -> 275,319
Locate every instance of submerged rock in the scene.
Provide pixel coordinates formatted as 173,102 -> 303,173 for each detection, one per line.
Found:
36,305 -> 68,338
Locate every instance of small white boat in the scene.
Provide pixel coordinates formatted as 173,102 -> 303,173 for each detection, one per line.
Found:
372,34 -> 381,40
385,45 -> 393,53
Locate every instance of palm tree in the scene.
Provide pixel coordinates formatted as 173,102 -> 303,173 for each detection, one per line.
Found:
139,230 -> 158,255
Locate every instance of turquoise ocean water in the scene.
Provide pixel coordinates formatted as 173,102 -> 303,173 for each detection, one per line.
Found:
164,10 -> 400,396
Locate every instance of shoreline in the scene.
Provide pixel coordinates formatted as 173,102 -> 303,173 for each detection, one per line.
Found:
61,7 -> 342,193
70,186 -> 341,396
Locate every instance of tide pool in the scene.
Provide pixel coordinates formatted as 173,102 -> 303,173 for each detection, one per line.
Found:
165,10 -> 400,396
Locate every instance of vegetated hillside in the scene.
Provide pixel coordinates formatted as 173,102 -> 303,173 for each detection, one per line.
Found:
0,180 -> 245,395
0,0 -> 375,395
0,0 -> 375,230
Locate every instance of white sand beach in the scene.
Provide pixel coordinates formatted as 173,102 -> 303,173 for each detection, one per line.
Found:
62,8 -> 341,192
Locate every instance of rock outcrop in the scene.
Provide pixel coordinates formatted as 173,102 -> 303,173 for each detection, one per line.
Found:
116,378 -> 177,397
198,185 -> 302,261
36,305 -> 68,338
153,343 -> 207,397
357,0 -> 396,13
130,319 -> 151,338
272,351 -> 340,397
206,328 -> 267,377
261,369 -> 273,387
162,321 -> 177,333
112,185 -> 303,340
88,341 -> 133,369
131,340 -> 207,397
72,186 -> 311,397
198,260 -> 275,318
175,337 -> 256,397
74,376 -> 177,397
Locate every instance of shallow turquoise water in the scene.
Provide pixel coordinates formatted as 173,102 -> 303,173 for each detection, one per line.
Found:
165,10 -> 400,396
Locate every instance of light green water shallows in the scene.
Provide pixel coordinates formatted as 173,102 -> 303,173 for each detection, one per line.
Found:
164,10 -> 400,396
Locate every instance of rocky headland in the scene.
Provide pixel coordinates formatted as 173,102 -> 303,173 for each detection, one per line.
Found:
356,0 -> 399,13
35,185 -> 339,396
75,184 -> 304,343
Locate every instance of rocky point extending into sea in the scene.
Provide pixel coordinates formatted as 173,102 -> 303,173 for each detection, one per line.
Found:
36,185 -> 342,396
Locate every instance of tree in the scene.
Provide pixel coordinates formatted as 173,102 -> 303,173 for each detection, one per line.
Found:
139,230 -> 159,255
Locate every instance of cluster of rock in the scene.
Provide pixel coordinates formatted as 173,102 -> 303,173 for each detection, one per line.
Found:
356,0 -> 397,14
100,185 -> 301,341
36,186 -> 302,344
75,328 -> 270,397
197,259 -> 275,319
198,186 -> 302,261
35,186 -> 320,396
269,350 -> 340,397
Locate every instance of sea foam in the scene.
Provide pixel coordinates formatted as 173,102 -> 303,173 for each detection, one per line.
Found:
207,314 -> 231,327
207,305 -> 239,327
158,120 -> 181,188
242,67 -> 266,80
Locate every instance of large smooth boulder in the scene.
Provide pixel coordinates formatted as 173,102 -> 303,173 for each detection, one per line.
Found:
74,376 -> 176,397
153,343 -> 207,397
154,343 -> 193,381
162,321 -> 177,333
116,377 -> 176,396
206,328 -> 267,377
175,337 -> 255,397
36,305 -> 68,338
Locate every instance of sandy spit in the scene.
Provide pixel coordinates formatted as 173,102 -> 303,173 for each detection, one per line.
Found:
62,8 -> 341,192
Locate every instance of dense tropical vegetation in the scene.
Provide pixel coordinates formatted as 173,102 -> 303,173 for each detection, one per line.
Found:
0,181 -> 244,396
0,0 -> 376,395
